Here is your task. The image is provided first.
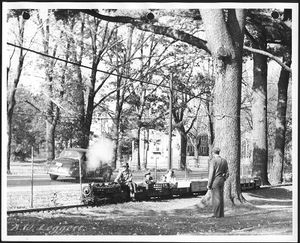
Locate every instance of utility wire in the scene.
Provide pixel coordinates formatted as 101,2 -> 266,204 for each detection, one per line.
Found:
7,42 -> 208,100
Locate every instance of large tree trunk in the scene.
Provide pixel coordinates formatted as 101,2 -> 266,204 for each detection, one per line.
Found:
200,9 -> 246,205
251,48 -> 270,185
270,52 -> 291,184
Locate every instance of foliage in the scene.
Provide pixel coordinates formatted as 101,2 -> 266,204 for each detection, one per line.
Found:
10,87 -> 45,161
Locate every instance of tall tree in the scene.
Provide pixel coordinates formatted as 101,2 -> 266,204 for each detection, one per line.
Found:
246,10 -> 270,185
7,10 -> 29,173
271,50 -> 291,184
81,18 -> 117,148
269,9 -> 292,184
37,10 -> 61,161
66,12 -> 86,148
171,65 -> 204,169
200,9 -> 246,204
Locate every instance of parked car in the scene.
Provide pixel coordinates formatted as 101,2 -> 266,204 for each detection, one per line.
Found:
47,148 -> 113,181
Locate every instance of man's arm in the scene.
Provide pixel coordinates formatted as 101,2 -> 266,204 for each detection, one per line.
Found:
114,170 -> 122,183
126,172 -> 133,182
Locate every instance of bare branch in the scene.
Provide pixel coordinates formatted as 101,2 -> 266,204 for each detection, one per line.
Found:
243,45 -> 292,73
80,10 -> 211,54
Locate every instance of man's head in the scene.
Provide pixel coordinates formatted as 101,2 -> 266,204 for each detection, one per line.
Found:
168,169 -> 174,175
212,147 -> 221,155
121,162 -> 129,169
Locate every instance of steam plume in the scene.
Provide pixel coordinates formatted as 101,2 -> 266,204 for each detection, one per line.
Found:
86,137 -> 115,170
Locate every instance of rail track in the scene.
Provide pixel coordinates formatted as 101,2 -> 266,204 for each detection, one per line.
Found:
7,183 -> 292,216
7,204 -> 89,215
7,197 -> 110,215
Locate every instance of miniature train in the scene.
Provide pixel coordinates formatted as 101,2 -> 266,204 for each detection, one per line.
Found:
81,177 -> 261,205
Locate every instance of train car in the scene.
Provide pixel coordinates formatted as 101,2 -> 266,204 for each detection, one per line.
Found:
143,182 -> 172,199
190,180 -> 209,195
82,182 -> 130,205
82,177 -> 262,206
170,181 -> 191,197
240,176 -> 261,190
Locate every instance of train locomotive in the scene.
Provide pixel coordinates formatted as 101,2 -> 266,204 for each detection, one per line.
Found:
81,177 -> 261,206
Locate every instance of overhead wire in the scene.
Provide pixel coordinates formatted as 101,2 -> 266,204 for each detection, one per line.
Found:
7,42 -> 208,101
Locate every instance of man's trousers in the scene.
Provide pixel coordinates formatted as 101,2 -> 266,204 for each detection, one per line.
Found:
211,184 -> 225,217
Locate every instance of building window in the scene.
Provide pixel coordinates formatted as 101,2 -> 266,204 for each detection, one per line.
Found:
198,134 -> 209,156
187,145 -> 194,156
241,139 -> 251,158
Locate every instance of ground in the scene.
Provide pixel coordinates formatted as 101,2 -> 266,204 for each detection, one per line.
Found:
6,185 -> 295,240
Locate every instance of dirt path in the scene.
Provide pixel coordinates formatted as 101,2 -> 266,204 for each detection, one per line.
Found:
6,185 -> 295,239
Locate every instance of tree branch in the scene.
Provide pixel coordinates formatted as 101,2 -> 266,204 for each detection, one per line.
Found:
80,10 -> 211,54
243,46 -> 292,73
81,10 -> 293,75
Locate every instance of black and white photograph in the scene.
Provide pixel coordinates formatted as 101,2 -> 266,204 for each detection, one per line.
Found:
1,2 -> 298,242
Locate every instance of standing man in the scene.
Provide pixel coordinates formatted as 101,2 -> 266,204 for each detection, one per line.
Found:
207,147 -> 229,218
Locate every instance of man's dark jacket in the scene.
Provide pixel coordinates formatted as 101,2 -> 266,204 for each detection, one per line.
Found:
207,155 -> 229,189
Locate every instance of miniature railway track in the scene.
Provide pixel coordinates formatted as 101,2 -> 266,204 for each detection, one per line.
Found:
7,183 -> 292,216
7,197 -> 111,215
7,204 -> 90,215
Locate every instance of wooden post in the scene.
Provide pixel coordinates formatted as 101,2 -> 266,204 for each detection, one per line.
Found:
155,156 -> 157,181
79,158 -> 82,202
168,74 -> 173,170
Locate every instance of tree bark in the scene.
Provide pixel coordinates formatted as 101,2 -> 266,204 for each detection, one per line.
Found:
270,52 -> 291,184
112,116 -> 121,169
179,127 -> 188,170
206,98 -> 215,155
143,128 -> 149,170
46,115 -> 57,160
200,9 -> 246,205
251,44 -> 270,185
136,125 -> 142,170
73,14 -> 86,148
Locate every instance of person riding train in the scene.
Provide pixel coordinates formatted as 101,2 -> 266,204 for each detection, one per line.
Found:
114,162 -> 137,200
144,170 -> 155,185
162,169 -> 177,185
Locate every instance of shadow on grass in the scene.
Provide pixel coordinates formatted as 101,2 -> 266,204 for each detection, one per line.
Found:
246,187 -> 292,200
244,187 -> 292,207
